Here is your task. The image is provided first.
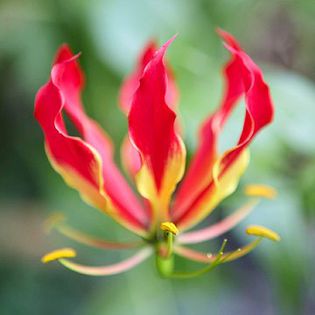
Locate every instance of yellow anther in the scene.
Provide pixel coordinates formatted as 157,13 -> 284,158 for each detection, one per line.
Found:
246,225 -> 280,242
160,222 -> 179,235
244,184 -> 277,199
41,248 -> 77,264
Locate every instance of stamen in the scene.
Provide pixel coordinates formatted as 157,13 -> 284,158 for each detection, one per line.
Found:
173,226 -> 280,272
167,239 -> 228,279
174,246 -> 213,263
220,239 -> 261,262
58,247 -> 153,276
56,224 -> 143,249
43,212 -> 65,233
174,238 -> 262,264
41,248 -> 76,263
177,199 -> 258,244
45,213 -> 142,249
218,238 -> 228,253
160,222 -> 179,235
244,184 -> 277,199
246,225 -> 280,241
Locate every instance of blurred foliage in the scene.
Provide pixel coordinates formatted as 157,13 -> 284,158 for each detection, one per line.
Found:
0,0 -> 315,314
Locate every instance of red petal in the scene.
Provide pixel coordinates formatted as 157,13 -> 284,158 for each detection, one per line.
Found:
119,40 -> 178,115
119,41 -> 156,114
128,36 -> 186,223
35,81 -> 101,189
173,36 -> 244,214
35,45 -> 149,235
173,30 -> 274,230
121,135 -> 142,179
119,40 -> 179,186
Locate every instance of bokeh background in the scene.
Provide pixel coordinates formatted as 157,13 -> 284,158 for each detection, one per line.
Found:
1,0 -> 314,314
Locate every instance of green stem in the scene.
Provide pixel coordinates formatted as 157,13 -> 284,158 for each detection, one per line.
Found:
165,232 -> 174,259
156,250 -> 175,278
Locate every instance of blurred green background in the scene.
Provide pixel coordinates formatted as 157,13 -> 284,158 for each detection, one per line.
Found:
1,0 -> 314,314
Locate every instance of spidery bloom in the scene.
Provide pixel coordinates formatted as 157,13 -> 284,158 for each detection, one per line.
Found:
36,30 -> 279,278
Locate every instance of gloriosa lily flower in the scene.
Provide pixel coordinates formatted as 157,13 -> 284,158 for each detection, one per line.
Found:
36,30 -> 279,279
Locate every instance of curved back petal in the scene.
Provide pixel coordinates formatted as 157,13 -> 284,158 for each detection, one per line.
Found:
174,30 -> 274,230
35,46 -> 149,236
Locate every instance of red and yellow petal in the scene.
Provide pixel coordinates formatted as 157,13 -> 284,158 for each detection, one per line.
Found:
120,40 -> 180,185
35,45 -> 149,236
128,37 -> 186,227
119,40 -> 156,115
119,40 -> 178,115
173,39 -> 244,214
173,30 -> 274,230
